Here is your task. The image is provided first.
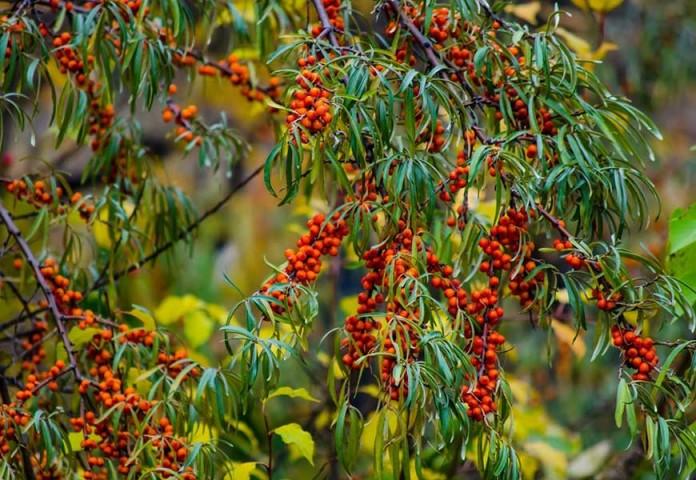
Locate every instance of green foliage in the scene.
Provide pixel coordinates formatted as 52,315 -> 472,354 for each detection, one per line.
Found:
0,0 -> 695,479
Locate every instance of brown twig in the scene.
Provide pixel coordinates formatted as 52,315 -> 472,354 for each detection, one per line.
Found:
310,0 -> 341,49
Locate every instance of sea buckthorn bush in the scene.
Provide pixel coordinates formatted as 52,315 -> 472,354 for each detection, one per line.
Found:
0,0 -> 695,479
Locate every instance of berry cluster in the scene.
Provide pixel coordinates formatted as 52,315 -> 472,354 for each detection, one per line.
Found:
611,326 -> 659,381
286,69 -> 333,142
592,288 -> 622,312
439,150 -> 470,227
46,29 -> 119,153
1,252 -> 203,478
417,120 -> 447,153
460,331 -> 505,421
309,0 -> 345,38
456,208 -> 536,420
188,52 -> 282,103
5,179 -> 94,220
162,93 -> 203,145
286,1 -> 344,143
340,223 -> 427,400
260,213 -> 348,314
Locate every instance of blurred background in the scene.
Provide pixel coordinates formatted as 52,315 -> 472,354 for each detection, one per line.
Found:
1,0 -> 695,478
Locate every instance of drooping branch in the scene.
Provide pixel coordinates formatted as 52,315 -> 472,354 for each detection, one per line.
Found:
0,199 -> 85,382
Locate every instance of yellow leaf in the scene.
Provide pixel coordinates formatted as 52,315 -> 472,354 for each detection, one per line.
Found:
314,409 -> 331,430
126,368 -> 151,396
267,386 -> 319,403
409,460 -> 447,479
183,310 -> 215,348
518,451 -> 540,479
623,310 -> 639,326
317,351 -> 345,379
225,462 -> 259,480
556,28 -> 618,65
190,424 -> 217,444
476,200 -> 498,223
524,441 -> 568,478
125,307 -> 156,331
273,423 -> 314,465
68,432 -> 101,452
358,384 -> 382,398
571,0 -> 624,13
155,295 -> 203,325
556,28 -> 593,58
68,327 -> 102,348
504,2 -> 541,25
360,410 -> 399,453
339,295 -> 358,315
593,42 -> 619,61
551,319 -> 586,358
205,304 -> 230,324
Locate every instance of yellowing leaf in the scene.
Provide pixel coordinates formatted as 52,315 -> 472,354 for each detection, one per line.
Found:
556,28 -> 618,66
126,368 -> 152,396
551,319 -> 586,358
68,432 -> 101,452
206,303 -> 230,324
155,295 -> 203,325
524,441 -> 568,478
183,310 -> 215,348
476,200 -> 498,223
267,386 -> 319,403
125,307 -> 156,331
68,327 -> 102,348
273,423 -> 314,465
190,424 -> 217,444
339,295 -> 358,315
358,384 -> 382,398
504,2 -> 541,25
571,0 -> 624,13
225,462 -> 259,480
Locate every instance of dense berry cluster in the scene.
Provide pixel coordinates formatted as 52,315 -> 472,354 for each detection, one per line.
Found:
0,254 -> 201,478
286,67 -> 334,142
456,208 -> 537,421
285,0 -> 344,142
260,213 -> 348,315
611,326 -> 659,381
339,223 -> 430,400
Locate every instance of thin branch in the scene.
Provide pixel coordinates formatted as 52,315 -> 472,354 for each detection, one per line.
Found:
0,200 -> 85,382
90,164 -> 263,291
310,0 -> 341,49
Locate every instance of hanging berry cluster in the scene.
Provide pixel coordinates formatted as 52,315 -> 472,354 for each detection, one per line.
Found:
4,179 -> 95,221
455,208 -> 537,421
611,326 -> 659,381
259,213 -> 348,315
285,1 -> 345,143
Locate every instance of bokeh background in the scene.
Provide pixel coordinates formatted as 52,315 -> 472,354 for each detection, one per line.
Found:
1,0 -> 695,478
